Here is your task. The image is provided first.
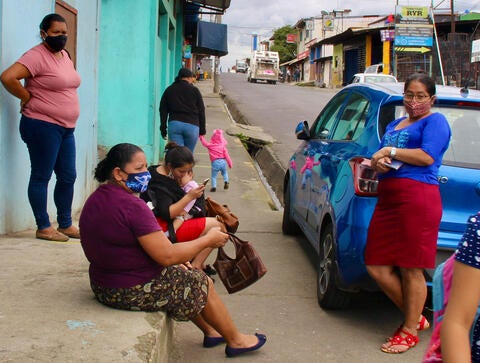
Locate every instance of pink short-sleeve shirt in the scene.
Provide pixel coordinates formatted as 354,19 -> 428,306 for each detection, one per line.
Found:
17,43 -> 81,128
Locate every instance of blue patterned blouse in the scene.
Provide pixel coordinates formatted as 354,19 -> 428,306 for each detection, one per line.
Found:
379,112 -> 451,184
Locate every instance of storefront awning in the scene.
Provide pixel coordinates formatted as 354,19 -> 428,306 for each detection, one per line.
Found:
193,21 -> 228,57
186,0 -> 231,13
316,27 -> 383,46
280,58 -> 303,67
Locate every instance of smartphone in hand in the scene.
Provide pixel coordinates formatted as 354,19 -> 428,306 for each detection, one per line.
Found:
382,160 -> 403,170
202,178 -> 210,186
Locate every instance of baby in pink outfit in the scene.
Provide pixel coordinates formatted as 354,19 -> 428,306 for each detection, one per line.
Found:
199,129 -> 233,192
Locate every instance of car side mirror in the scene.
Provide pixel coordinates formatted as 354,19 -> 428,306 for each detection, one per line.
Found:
295,120 -> 310,140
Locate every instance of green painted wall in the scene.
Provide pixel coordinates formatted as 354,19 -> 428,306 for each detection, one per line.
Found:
99,0 -> 184,163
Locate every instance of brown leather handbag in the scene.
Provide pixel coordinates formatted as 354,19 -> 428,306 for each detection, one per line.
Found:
205,197 -> 239,233
213,233 -> 267,293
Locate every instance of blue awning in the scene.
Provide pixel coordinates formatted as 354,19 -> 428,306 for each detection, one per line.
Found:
194,21 -> 228,57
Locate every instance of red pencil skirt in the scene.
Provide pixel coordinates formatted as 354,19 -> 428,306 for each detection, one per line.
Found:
156,217 -> 206,242
364,178 -> 442,269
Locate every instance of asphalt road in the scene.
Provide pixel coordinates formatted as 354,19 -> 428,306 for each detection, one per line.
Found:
219,72 -> 338,170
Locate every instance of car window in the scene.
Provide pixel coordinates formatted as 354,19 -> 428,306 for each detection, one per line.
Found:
331,93 -> 370,141
378,104 -> 398,137
364,75 -> 396,83
437,107 -> 480,167
312,92 -> 348,139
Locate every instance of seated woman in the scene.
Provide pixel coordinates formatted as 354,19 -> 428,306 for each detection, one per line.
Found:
79,143 -> 266,357
141,142 -> 224,271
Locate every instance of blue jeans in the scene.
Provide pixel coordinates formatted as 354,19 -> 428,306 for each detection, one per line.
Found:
167,120 -> 199,153
19,116 -> 76,229
211,159 -> 229,188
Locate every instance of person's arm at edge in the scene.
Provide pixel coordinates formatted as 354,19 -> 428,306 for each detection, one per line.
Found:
159,92 -> 168,138
138,227 -> 226,266
0,62 -> 31,107
441,261 -> 480,363
196,88 -> 206,136
199,135 -> 209,147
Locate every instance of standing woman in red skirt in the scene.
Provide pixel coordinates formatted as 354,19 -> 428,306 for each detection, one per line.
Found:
365,73 -> 451,354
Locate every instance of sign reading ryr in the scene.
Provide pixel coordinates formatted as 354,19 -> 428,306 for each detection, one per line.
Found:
394,6 -> 433,51
402,7 -> 429,18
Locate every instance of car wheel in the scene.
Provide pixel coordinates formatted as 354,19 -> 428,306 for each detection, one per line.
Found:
282,178 -> 300,235
317,224 -> 351,309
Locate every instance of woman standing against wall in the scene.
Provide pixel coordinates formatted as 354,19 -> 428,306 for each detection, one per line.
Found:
1,13 -> 81,241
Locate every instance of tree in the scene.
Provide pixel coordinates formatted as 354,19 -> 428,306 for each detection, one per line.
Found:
270,25 -> 297,64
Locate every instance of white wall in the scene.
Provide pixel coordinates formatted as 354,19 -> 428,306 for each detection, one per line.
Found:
0,0 -> 99,233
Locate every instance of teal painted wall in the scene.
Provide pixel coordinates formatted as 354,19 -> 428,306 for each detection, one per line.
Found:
99,0 -> 184,164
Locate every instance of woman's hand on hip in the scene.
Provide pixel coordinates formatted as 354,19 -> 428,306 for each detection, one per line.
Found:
20,93 -> 31,113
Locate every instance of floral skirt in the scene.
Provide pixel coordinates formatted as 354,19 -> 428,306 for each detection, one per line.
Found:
91,265 -> 209,321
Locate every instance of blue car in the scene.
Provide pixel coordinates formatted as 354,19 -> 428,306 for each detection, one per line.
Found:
282,82 -> 480,309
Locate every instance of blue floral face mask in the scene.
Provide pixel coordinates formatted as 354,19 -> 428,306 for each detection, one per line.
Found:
124,170 -> 151,193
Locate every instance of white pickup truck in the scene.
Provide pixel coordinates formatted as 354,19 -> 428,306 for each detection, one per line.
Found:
247,50 -> 279,84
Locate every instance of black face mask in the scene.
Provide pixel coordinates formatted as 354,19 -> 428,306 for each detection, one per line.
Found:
44,34 -> 67,52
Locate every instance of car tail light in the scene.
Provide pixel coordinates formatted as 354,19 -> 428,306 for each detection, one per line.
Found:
350,157 -> 378,196
455,101 -> 480,107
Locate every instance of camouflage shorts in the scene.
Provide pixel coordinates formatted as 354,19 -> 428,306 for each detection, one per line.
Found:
90,265 -> 209,321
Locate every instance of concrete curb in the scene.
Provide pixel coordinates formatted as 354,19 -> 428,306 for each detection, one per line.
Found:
221,92 -> 287,206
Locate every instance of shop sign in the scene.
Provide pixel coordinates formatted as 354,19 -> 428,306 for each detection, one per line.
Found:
297,50 -> 310,60
286,34 -> 297,43
394,6 -> 433,49
472,39 -> 480,63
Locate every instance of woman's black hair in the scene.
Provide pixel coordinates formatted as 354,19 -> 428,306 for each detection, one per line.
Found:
39,13 -> 66,32
404,73 -> 436,96
94,143 -> 144,182
175,68 -> 195,82
164,142 -> 194,169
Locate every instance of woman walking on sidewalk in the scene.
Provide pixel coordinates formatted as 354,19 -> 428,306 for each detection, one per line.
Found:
79,143 -> 267,358
0,13 -> 81,242
160,68 -> 206,152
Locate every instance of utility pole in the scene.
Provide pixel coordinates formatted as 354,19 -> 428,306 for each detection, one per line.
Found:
213,13 -> 221,93
450,0 -> 455,33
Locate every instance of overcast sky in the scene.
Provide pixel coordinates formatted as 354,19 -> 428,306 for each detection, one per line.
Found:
218,0 -> 479,69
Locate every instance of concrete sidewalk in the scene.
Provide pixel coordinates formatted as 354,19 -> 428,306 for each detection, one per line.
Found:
0,79 -> 277,362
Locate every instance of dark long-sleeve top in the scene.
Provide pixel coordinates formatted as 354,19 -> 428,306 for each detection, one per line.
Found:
160,80 -> 206,136
140,165 -> 206,222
